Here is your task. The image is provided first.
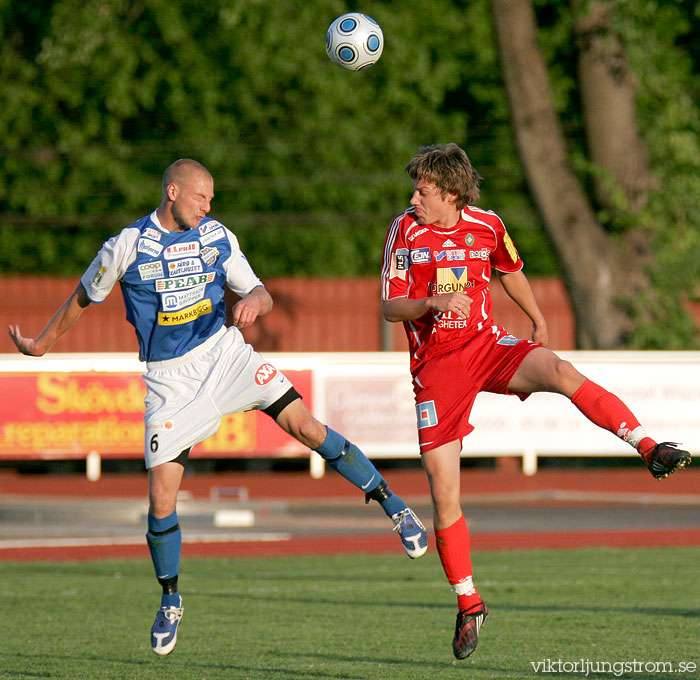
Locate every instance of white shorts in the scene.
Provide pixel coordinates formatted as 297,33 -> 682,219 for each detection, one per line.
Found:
142,325 -> 295,468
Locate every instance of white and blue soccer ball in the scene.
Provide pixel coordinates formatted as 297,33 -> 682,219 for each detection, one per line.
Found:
325,13 -> 384,71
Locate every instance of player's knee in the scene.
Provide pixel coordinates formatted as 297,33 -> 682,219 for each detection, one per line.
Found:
149,495 -> 177,518
428,477 -> 460,511
149,481 -> 178,516
553,359 -> 585,392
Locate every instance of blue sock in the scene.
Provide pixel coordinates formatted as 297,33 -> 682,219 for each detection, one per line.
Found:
314,428 -> 408,518
146,511 -> 181,595
161,592 -> 181,608
378,492 -> 406,518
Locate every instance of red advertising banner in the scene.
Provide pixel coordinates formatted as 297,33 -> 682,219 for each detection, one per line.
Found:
0,370 -> 312,460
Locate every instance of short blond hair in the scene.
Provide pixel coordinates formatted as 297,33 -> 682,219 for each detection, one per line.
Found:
406,143 -> 481,209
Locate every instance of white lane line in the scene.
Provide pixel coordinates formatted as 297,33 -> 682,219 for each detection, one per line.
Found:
0,532 -> 292,550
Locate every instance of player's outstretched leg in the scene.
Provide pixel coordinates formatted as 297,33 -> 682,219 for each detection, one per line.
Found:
314,427 -> 428,558
146,511 -> 184,655
365,481 -> 428,559
571,380 -> 693,479
643,442 -> 692,480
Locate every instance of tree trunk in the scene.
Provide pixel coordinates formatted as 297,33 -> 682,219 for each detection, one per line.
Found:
575,0 -> 656,212
490,0 -> 647,348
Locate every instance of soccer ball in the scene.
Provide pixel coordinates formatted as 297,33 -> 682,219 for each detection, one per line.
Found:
325,13 -> 384,71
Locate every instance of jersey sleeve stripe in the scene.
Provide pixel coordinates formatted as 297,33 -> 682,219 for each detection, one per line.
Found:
381,210 -> 412,301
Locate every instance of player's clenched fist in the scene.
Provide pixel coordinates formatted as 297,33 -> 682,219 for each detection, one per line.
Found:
427,292 -> 472,319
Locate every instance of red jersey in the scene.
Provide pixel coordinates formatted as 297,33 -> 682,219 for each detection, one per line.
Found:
381,205 -> 523,371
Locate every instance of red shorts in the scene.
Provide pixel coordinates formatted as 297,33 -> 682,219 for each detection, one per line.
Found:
412,326 -> 540,452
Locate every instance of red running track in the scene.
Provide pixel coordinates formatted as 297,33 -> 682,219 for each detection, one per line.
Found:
1,468 -> 698,561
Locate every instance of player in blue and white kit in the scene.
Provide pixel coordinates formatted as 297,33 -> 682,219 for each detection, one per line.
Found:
8,159 -> 428,656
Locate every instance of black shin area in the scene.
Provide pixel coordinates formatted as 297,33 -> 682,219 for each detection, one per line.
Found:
158,575 -> 179,595
364,480 -> 392,505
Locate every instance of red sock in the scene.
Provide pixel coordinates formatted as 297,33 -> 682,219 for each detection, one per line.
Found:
571,380 -> 656,458
435,515 -> 481,611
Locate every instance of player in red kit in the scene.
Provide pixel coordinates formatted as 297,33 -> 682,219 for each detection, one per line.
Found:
380,143 -> 692,661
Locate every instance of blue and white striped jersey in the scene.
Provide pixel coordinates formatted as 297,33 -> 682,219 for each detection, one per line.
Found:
81,211 -> 262,362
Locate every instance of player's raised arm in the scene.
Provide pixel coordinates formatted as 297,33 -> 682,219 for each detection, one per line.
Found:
8,282 -> 91,357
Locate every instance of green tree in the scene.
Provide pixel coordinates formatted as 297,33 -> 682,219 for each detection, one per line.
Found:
0,0 -> 516,275
491,0 -> 700,348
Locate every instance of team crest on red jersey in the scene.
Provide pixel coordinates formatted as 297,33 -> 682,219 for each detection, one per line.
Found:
382,206 -> 524,370
255,363 -> 278,385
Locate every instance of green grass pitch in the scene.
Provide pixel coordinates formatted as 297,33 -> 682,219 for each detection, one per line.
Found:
1,547 -> 698,679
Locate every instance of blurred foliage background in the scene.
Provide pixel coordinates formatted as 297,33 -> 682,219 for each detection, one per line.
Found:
1,0 -> 700,345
